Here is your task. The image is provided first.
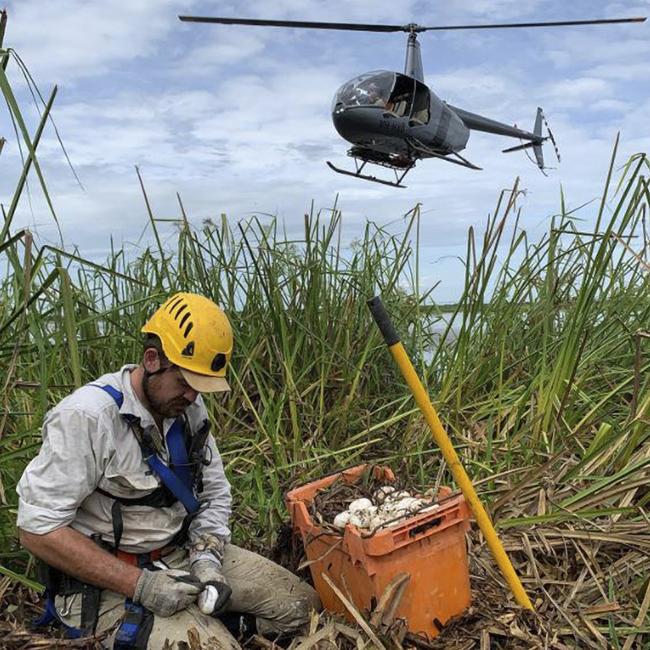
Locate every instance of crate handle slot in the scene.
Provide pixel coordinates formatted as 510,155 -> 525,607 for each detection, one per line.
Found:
408,516 -> 442,538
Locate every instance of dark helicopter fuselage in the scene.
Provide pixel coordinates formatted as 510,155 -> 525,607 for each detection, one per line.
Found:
331,70 -> 469,159
178,13 -> 645,186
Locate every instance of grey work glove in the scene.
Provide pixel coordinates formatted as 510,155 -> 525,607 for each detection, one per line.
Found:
133,568 -> 202,618
191,559 -> 232,616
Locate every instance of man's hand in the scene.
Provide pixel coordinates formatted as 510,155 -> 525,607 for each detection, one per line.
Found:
133,569 -> 202,617
191,559 -> 232,616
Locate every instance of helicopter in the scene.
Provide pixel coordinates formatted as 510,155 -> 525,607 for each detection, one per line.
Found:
178,15 -> 646,188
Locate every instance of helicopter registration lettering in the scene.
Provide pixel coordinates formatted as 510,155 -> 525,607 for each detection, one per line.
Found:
380,119 -> 405,135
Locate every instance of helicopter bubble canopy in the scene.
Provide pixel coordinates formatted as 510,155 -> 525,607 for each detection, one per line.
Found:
332,71 -> 395,111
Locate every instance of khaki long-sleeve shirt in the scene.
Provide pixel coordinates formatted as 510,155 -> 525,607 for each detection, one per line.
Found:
17,365 -> 232,553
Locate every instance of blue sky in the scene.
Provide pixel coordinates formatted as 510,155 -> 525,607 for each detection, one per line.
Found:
1,0 -> 649,300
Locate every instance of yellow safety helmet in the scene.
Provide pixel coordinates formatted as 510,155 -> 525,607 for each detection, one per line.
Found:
141,292 -> 233,393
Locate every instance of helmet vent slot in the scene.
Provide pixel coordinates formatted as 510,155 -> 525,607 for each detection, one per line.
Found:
184,322 -> 194,338
167,296 -> 183,312
179,312 -> 190,329
181,341 -> 195,357
174,304 -> 188,320
211,353 -> 226,372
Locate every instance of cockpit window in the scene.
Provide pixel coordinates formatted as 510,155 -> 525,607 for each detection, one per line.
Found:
333,71 -> 395,110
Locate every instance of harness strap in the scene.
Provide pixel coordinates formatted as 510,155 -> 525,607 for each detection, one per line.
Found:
33,585 -> 100,639
34,561 -> 99,638
95,485 -> 176,508
99,383 -> 124,408
93,384 -> 200,515
141,448 -> 199,514
116,548 -> 163,567
166,418 -> 192,490
111,500 -> 124,551
33,595 -> 84,639
34,548 -> 161,645
79,582 -> 102,636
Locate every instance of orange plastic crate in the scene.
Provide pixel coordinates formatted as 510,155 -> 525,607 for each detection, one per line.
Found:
286,464 -> 472,639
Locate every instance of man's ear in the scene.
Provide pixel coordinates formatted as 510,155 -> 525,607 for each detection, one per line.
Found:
143,347 -> 162,374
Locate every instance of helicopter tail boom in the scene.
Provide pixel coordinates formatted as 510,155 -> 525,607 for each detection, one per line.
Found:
448,104 -> 540,142
449,104 -> 557,170
450,102 -> 563,173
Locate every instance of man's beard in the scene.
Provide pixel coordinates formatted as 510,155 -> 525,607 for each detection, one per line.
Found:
142,371 -> 190,419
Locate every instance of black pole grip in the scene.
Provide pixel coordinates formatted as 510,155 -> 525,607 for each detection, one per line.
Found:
367,296 -> 400,346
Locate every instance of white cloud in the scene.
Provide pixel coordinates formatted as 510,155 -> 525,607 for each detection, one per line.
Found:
5,0 -> 192,82
545,35 -> 650,70
591,98 -> 631,112
543,77 -> 613,110
171,30 -> 268,76
588,62 -> 650,81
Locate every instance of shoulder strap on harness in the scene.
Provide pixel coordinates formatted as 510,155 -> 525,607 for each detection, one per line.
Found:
93,384 -> 200,515
99,383 -> 124,407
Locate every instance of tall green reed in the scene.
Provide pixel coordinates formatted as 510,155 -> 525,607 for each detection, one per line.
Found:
0,35 -> 648,599
0,153 -> 647,556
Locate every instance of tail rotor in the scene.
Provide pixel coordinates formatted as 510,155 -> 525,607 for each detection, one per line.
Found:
502,107 -> 561,174
542,111 -> 561,165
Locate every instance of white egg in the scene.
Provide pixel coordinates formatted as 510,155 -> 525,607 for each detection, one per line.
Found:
386,498 -> 413,514
333,511 -> 352,529
386,490 -> 411,502
349,498 -> 373,512
349,512 -> 366,528
368,516 -> 384,531
407,498 -> 429,513
373,486 -> 396,503
397,497 -> 420,510
198,585 -> 219,615
379,504 -> 402,519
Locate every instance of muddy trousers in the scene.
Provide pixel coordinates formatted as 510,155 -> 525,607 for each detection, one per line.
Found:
55,544 -> 321,649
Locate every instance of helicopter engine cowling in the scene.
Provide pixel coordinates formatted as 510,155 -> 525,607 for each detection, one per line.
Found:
428,97 -> 471,153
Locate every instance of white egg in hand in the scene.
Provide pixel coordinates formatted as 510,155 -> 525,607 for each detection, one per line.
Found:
198,585 -> 219,615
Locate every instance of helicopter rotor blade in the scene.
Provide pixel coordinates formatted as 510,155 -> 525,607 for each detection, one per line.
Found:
178,16 -> 407,32
179,15 -> 646,33
418,17 -> 646,31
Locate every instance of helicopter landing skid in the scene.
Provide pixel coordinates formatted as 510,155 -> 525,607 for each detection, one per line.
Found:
326,159 -> 413,188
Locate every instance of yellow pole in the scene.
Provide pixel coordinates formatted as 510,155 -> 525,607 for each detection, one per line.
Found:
368,297 -> 533,611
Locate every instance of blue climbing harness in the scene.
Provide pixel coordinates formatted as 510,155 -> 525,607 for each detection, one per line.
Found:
97,384 -> 200,514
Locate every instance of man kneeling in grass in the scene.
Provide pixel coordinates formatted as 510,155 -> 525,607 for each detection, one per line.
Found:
17,292 -> 320,649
